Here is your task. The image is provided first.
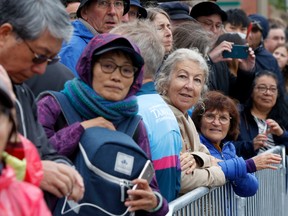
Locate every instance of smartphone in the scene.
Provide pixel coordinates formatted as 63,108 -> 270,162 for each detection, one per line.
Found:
132,160 -> 155,190
222,44 -> 249,59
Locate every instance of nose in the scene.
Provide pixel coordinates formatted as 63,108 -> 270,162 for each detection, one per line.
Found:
210,25 -> 219,35
110,67 -> 122,81
212,117 -> 221,125
121,13 -> 129,23
31,62 -> 47,75
107,3 -> 116,14
165,27 -> 172,37
184,78 -> 195,90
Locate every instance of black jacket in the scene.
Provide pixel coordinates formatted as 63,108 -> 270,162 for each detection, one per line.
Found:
207,60 -> 255,103
234,105 -> 288,159
14,83 -> 70,162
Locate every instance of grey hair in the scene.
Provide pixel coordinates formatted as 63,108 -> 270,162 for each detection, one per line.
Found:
110,20 -> 165,80
146,7 -> 171,22
173,22 -> 213,57
155,48 -> 209,97
0,0 -> 73,42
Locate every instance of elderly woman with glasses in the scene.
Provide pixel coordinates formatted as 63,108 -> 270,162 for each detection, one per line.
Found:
234,70 -> 288,160
37,33 -> 168,215
192,91 -> 282,197
155,48 -> 226,194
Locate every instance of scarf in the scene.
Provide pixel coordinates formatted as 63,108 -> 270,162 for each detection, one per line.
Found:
62,78 -> 139,124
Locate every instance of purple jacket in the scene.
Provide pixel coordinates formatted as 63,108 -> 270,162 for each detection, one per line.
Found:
37,33 -> 168,215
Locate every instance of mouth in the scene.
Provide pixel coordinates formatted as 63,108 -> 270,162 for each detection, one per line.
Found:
105,85 -> 122,91
209,128 -> 222,133
179,93 -> 192,98
260,97 -> 272,103
105,21 -> 117,26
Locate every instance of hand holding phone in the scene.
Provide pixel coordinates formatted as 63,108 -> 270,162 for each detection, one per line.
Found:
222,44 -> 249,59
132,160 -> 155,190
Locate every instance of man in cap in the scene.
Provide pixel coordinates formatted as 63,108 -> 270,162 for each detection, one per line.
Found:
190,1 -> 235,64
59,0 -> 130,76
0,0 -> 84,210
190,1 -> 227,37
121,0 -> 147,23
248,14 -> 284,89
190,2 -> 256,104
158,2 -> 195,27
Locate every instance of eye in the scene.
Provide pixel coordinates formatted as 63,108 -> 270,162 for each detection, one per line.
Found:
219,116 -> 229,121
98,0 -> 108,6
114,1 -> 124,7
194,78 -> 202,84
102,61 -> 115,70
122,65 -> 134,74
178,74 -> 188,79
156,25 -> 164,31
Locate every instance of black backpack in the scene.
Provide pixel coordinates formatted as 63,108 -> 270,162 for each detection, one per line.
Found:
45,92 -> 150,216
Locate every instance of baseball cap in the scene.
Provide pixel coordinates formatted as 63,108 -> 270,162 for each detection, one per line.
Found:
190,1 -> 227,22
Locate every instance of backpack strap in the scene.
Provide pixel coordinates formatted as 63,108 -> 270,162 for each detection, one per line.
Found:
39,91 -> 82,125
117,115 -> 142,138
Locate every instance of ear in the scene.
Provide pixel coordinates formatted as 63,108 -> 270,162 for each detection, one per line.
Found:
80,6 -> 89,21
0,23 -> 14,47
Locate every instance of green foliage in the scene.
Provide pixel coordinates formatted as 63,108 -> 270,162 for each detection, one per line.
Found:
269,0 -> 288,10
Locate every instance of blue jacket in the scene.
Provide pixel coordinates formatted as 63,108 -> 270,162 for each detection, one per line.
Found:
200,135 -> 258,197
137,82 -> 182,202
234,105 -> 288,160
59,20 -> 95,77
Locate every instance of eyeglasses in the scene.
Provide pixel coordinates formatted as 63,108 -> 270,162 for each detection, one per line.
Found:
23,40 -> 60,65
198,20 -> 223,31
96,0 -> 125,10
255,85 -> 278,94
97,60 -> 138,78
69,12 -> 77,20
203,113 -> 231,125
128,10 -> 140,19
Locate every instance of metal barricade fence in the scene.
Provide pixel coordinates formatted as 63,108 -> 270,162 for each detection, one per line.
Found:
167,146 -> 287,216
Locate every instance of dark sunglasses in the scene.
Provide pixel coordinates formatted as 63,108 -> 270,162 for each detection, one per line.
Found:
23,40 -> 60,65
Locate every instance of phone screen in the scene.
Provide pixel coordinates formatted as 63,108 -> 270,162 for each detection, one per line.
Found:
222,45 -> 249,59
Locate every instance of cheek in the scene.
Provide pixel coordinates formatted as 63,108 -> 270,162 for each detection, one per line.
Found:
124,78 -> 134,92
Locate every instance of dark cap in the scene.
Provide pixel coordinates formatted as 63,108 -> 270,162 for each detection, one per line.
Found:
0,79 -> 13,109
77,0 -> 130,18
248,14 -> 269,39
190,2 -> 227,22
130,0 -> 147,18
93,38 -> 144,69
158,2 -> 195,21
76,33 -> 144,86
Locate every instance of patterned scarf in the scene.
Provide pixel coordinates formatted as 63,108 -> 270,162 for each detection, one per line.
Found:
62,78 -> 138,124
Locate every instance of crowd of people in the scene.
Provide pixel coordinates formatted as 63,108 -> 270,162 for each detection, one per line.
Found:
0,0 -> 287,215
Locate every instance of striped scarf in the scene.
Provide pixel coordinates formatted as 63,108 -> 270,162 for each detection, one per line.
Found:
62,78 -> 138,124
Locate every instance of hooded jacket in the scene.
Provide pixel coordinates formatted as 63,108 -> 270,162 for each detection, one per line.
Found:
59,20 -> 96,76
38,33 -> 168,215
200,135 -> 259,197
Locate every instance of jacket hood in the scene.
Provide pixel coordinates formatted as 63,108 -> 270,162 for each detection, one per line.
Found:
76,33 -> 144,98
